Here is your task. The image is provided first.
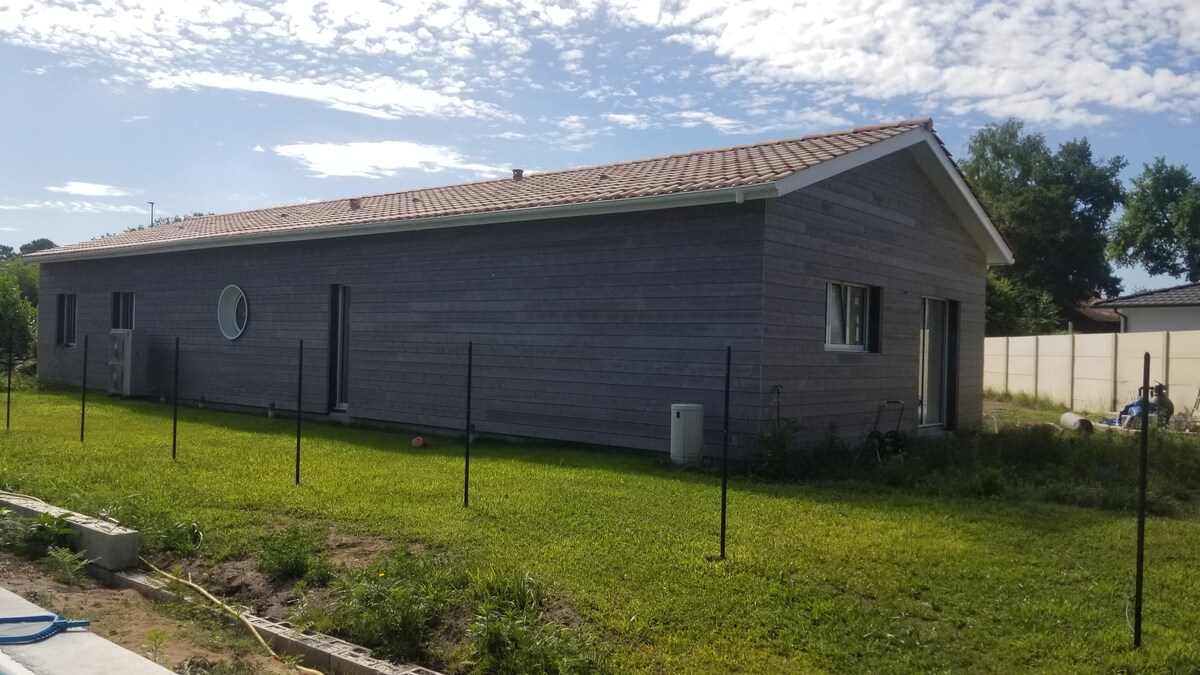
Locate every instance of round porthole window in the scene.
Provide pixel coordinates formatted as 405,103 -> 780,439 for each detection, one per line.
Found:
217,285 -> 248,340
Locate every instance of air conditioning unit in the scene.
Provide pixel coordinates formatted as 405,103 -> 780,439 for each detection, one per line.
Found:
108,329 -> 148,397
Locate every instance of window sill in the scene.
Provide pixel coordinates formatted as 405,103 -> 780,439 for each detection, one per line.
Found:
824,344 -> 868,353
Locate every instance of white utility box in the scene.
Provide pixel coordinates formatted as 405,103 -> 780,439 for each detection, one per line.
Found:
670,403 -> 704,465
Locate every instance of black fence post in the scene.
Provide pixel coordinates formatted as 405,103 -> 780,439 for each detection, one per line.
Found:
464,341 -> 473,508
295,338 -> 303,486
720,345 -> 731,559
1134,352 -> 1150,647
6,334 -> 12,431
80,335 -> 89,443
172,336 -> 180,461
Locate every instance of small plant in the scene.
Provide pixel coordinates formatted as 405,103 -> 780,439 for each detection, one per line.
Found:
21,514 -> 76,557
257,526 -> 330,583
143,629 -> 169,663
40,546 -> 95,586
463,607 -> 609,674
469,570 -> 546,615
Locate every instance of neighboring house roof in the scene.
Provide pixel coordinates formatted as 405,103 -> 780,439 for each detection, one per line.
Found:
1096,282 -> 1200,308
28,118 -> 1014,265
1072,299 -> 1121,323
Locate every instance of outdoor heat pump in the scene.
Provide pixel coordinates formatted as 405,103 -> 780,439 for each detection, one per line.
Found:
108,329 -> 148,397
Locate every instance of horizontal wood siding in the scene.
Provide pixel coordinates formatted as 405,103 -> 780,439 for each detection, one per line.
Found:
762,150 -> 987,445
38,202 -> 765,454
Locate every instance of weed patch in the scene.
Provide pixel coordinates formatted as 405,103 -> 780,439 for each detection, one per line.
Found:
256,526 -> 332,584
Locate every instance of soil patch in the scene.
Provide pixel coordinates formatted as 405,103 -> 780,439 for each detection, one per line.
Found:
0,552 -> 290,673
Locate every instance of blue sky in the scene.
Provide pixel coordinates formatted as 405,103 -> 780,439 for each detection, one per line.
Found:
2,0 -> 1199,293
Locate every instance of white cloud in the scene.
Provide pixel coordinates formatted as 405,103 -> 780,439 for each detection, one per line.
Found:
0,200 -> 145,214
674,110 -> 745,133
147,70 -> 517,121
121,114 -> 150,122
273,140 -> 503,179
603,0 -> 1200,127
2,0 -> 1197,131
253,144 -> 265,152
602,113 -> 651,130
45,181 -> 132,197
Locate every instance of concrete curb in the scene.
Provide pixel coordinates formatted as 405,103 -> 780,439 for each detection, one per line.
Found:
1,495 -> 442,675
112,568 -> 443,675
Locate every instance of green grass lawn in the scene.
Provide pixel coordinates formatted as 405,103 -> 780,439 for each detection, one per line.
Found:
2,388 -> 1200,672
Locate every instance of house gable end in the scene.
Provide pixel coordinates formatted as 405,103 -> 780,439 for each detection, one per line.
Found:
772,129 -> 1013,266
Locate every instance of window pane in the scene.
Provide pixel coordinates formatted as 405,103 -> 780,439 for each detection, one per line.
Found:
826,283 -> 846,345
847,285 -> 866,345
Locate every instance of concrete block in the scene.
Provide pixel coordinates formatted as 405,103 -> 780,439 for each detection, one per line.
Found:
0,495 -> 140,571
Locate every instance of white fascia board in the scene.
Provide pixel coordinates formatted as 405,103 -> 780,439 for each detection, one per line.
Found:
32,184 -> 778,263
773,128 -> 1014,267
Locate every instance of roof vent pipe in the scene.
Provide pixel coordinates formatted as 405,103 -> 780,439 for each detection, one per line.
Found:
512,169 -> 524,180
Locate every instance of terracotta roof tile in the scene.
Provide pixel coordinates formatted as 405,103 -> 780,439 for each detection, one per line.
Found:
1096,282 -> 1200,307
30,119 -> 931,260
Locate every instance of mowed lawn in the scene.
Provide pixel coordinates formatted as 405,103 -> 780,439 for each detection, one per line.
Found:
2,389 -> 1199,673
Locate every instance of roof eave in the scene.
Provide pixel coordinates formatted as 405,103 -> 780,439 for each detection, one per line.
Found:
29,183 -> 781,263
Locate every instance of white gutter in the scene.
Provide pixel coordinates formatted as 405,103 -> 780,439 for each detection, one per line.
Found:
31,183 -> 780,263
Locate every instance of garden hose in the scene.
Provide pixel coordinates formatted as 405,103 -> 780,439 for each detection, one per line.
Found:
140,558 -> 324,675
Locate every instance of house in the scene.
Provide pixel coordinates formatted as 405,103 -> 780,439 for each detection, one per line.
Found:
1095,282 -> 1200,332
30,119 -> 1012,454
1064,299 -> 1121,334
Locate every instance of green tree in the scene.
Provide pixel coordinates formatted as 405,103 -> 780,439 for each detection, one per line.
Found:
961,120 -> 1125,329
985,272 -> 1061,336
0,268 -> 35,357
0,245 -> 14,260
18,238 -> 55,255
1,259 -> 38,307
1108,158 -> 1200,281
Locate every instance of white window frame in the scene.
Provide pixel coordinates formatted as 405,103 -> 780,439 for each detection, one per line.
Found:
825,281 -> 870,352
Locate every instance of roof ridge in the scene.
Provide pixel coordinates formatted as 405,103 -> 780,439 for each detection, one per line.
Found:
1102,280 -> 1200,302
138,119 -> 933,229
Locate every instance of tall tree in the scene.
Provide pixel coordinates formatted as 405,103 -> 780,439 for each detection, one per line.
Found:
961,120 -> 1125,330
18,238 -> 55,255
1108,158 -> 1200,281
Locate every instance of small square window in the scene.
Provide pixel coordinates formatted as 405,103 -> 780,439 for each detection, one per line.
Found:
56,294 -> 77,346
112,292 -> 135,329
826,282 -> 881,352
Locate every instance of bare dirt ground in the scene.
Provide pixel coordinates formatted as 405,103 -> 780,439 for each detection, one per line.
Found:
0,551 -> 291,674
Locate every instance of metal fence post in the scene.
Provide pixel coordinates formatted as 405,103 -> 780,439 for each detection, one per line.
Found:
295,338 -> 303,485
464,341 -> 473,508
720,345 -> 731,559
172,336 -> 180,461
6,334 -> 12,431
80,335 -> 88,443
1134,351 -> 1150,647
